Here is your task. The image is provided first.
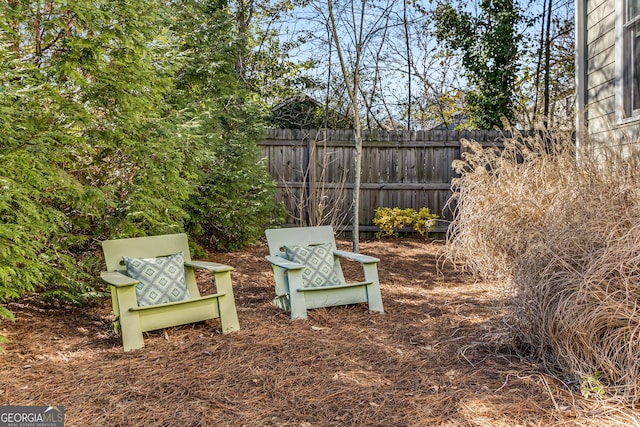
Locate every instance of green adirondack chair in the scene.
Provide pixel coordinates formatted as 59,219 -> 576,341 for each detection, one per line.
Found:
265,226 -> 384,319
100,233 -> 240,351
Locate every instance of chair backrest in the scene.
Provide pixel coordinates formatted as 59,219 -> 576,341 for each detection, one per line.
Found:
265,226 -> 337,257
265,226 -> 347,287
101,233 -> 200,298
102,234 -> 193,272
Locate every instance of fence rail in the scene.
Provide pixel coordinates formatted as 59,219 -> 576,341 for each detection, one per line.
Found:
258,128 -> 506,233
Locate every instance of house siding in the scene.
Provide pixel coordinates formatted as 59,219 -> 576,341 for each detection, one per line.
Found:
579,0 -> 640,152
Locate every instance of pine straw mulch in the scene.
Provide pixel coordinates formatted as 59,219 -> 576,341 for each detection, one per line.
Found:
1,238 -> 639,426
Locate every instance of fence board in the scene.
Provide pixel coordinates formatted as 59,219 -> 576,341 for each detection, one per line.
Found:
259,128 -> 506,231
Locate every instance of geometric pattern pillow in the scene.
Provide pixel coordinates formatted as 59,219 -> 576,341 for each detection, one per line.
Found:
284,243 -> 342,288
123,252 -> 190,307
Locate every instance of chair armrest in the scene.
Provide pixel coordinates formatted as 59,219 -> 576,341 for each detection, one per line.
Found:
333,250 -> 380,264
265,255 -> 305,270
100,271 -> 138,287
185,260 -> 234,273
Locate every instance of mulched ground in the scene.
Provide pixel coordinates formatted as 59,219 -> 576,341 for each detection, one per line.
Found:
1,237 -> 638,426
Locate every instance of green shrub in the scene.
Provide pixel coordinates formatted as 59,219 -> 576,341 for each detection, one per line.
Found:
167,3 -> 287,251
185,125 -> 287,251
372,207 -> 438,238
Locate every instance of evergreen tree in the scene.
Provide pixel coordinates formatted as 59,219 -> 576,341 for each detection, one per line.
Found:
0,36 -> 94,316
0,0 -> 282,317
167,0 -> 285,251
434,0 -> 521,129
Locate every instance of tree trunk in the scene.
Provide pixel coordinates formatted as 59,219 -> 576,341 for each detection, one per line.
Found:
326,0 -> 365,252
351,117 -> 362,252
532,0 -> 548,119
404,0 -> 411,130
543,0 -> 553,125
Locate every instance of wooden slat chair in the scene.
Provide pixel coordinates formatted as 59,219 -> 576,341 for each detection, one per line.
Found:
100,233 -> 240,351
265,226 -> 384,319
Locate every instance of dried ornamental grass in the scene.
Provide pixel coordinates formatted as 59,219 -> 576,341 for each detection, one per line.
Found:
445,126 -> 640,405
445,129 -> 577,281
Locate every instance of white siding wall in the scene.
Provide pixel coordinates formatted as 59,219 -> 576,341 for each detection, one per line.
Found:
585,0 -> 616,142
582,0 -> 640,151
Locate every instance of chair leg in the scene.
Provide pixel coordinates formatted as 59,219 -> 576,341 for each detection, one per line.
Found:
363,263 -> 384,314
213,270 -> 240,333
121,315 -> 145,352
113,285 -> 145,351
287,269 -> 308,320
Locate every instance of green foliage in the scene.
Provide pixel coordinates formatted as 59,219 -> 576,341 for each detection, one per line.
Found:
434,0 -> 521,129
0,27 -> 104,310
185,99 -> 286,251
372,207 -> 438,238
166,0 -> 286,251
0,332 -> 8,352
236,0 -> 321,106
244,31 -> 321,105
580,372 -> 606,399
0,0 -> 283,320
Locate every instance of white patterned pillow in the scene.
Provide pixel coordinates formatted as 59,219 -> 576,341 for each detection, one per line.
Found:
123,252 -> 190,307
284,243 -> 342,288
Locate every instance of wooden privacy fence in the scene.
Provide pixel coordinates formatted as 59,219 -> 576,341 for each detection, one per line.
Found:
258,128 -> 506,234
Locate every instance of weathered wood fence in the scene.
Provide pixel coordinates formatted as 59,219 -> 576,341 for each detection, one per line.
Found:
258,128 -> 506,234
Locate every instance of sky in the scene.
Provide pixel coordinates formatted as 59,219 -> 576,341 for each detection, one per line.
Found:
257,0 -> 574,129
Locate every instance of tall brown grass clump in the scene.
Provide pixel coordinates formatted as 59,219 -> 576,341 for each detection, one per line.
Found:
446,126 -> 640,405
